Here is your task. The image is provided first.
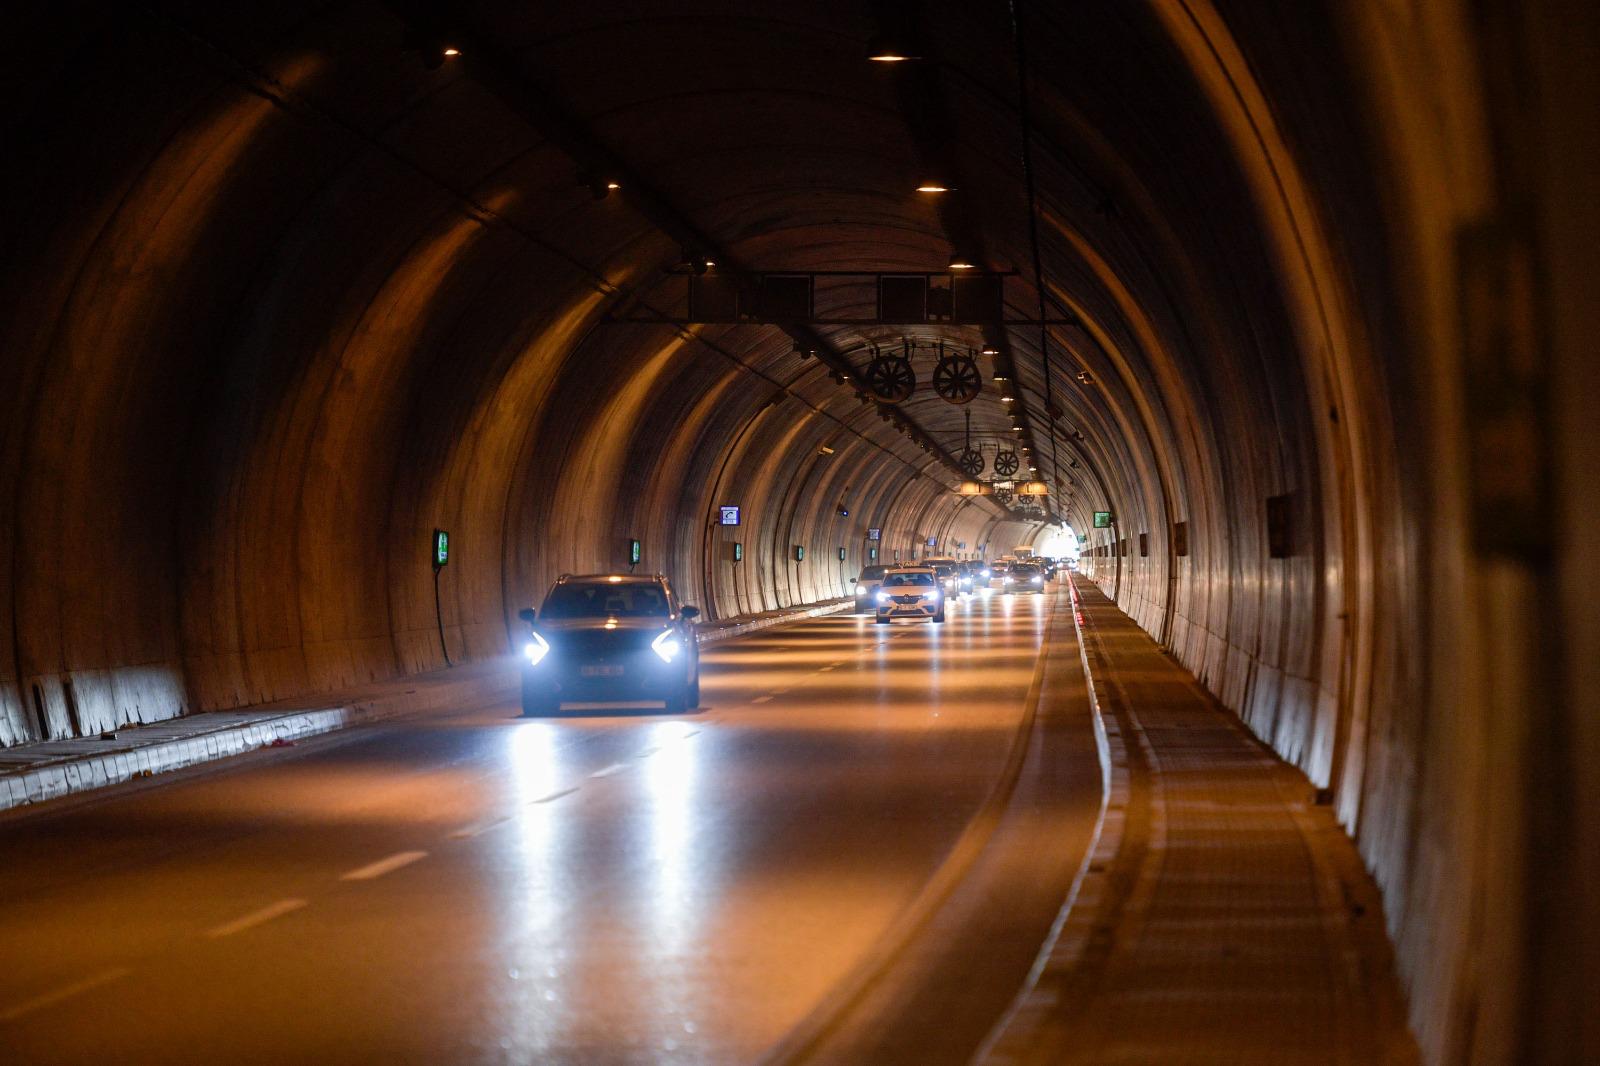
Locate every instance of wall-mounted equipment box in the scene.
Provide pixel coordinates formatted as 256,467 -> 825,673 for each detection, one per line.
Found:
868,527 -> 882,541
432,529 -> 450,568
838,547 -> 846,561
869,547 -> 878,561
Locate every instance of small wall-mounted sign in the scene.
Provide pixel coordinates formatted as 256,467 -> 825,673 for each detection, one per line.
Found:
628,538 -> 642,565
838,547 -> 846,561
869,547 -> 878,561
927,536 -> 937,547
733,542 -> 743,562
794,545 -> 805,562
867,527 -> 882,541
1093,511 -> 1113,528
719,505 -> 741,526
432,529 -> 450,568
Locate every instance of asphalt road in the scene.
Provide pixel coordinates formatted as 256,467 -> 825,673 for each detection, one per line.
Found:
0,587 -> 1097,1065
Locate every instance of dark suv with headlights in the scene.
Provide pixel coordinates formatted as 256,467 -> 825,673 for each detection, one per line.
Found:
517,574 -> 701,716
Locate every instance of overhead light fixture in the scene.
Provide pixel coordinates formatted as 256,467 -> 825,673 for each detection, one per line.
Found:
993,372 -> 1010,382
947,257 -> 977,270
867,33 -> 921,62
981,344 -> 999,356
1001,395 -> 1015,402
916,183 -> 952,194
442,47 -> 461,57
819,444 -> 836,455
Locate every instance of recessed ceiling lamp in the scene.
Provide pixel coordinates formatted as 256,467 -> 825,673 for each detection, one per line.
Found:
1001,394 -> 1015,402
442,47 -> 461,57
867,33 -> 921,62
947,256 -> 977,270
981,344 -> 999,356
916,183 -> 953,194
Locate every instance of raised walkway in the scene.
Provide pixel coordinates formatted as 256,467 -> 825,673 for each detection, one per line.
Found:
0,597 -> 851,813
979,576 -> 1419,1065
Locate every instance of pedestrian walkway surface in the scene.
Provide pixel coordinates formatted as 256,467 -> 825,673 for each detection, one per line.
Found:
983,577 -> 1418,1065
0,597 -> 850,812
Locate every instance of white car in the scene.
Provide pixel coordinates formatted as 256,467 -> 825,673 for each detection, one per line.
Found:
874,567 -> 945,624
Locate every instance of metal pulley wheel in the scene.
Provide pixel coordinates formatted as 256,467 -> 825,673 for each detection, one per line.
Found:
931,354 -> 982,404
958,448 -> 985,477
863,355 -> 916,403
993,450 -> 1020,477
994,484 -> 1014,504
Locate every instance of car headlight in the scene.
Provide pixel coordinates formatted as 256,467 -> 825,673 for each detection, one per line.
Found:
1031,576 -> 1042,584
854,583 -> 866,595
1002,576 -> 1013,584
929,590 -> 941,602
876,590 -> 890,604
523,633 -> 551,666
651,630 -> 681,663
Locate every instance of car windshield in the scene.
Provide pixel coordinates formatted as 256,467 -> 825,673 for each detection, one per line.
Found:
883,571 -> 936,587
541,582 -> 670,619
860,566 -> 889,580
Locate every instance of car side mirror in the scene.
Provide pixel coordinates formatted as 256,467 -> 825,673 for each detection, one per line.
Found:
517,608 -> 536,624
681,605 -> 701,620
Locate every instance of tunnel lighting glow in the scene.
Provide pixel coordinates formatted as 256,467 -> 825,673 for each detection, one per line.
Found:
523,633 -> 551,665
916,184 -> 952,193
993,372 -> 1010,381
605,181 -> 620,190
1001,395 -> 1015,402
948,258 -> 976,270
442,47 -> 461,57
607,575 -> 623,583
981,345 -> 999,355
651,631 -> 681,662
604,618 -> 619,630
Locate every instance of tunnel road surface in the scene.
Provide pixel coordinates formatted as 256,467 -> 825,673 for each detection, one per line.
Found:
0,588 -> 1097,1065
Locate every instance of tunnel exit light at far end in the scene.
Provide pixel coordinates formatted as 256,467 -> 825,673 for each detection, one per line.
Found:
432,529 -> 449,567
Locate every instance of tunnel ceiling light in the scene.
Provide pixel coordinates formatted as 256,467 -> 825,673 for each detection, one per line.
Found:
442,47 -> 461,57
993,371 -> 1010,381
867,33 -> 922,62
981,344 -> 999,355
916,183 -> 953,193
947,256 -> 977,270
1001,394 -> 1015,402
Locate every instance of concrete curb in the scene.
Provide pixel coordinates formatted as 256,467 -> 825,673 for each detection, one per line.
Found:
0,598 -> 854,814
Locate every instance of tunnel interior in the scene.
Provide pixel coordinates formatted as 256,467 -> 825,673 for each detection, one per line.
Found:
3,1 -> 1595,1061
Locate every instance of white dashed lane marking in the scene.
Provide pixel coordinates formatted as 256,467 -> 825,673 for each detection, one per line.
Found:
750,696 -> 773,704
590,763 -> 628,779
0,967 -> 133,1022
339,850 -> 428,882
205,898 -> 308,938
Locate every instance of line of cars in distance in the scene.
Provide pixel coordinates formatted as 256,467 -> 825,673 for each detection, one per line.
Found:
512,556 -> 1078,717
851,555 -> 1068,624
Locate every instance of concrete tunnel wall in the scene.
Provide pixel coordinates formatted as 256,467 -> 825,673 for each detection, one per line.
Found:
1,2 -> 1595,1063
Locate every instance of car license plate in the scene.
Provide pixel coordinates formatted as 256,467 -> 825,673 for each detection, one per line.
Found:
581,664 -> 623,678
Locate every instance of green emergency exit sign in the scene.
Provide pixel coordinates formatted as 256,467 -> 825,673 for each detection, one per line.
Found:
432,529 -> 450,567
1093,511 -> 1113,528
